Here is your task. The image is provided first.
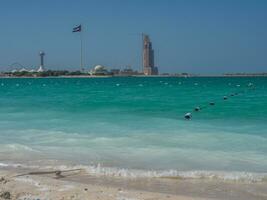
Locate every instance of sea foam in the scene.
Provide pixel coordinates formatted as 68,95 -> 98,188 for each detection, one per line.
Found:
1,162 -> 267,183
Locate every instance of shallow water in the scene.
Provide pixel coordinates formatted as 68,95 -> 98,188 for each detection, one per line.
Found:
0,77 -> 267,180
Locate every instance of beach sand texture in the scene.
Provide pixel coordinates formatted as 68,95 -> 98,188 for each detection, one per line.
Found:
1,169 -> 267,200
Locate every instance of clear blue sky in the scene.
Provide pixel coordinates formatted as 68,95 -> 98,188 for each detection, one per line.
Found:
0,0 -> 267,73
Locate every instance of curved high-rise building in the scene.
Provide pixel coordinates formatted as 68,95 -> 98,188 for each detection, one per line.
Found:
143,34 -> 158,75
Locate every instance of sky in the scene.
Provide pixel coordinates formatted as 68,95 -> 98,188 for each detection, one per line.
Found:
0,0 -> 267,74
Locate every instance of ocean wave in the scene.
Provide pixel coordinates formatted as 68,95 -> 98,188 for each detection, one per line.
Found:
1,162 -> 266,182
78,164 -> 267,182
1,144 -> 40,153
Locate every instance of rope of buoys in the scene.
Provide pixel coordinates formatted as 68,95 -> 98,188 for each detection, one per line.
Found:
194,107 -> 201,112
184,83 -> 256,120
184,113 -> 192,120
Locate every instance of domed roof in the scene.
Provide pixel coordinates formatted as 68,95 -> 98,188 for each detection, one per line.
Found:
94,65 -> 106,71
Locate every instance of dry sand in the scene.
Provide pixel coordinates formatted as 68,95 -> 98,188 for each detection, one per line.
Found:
1,169 -> 267,200
0,170 -> 205,200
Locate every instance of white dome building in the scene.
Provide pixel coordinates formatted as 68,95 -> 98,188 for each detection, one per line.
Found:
94,65 -> 105,71
90,65 -> 109,75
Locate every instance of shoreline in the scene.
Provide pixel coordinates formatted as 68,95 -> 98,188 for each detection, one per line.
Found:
0,75 -> 267,79
1,159 -> 267,182
1,159 -> 267,200
1,167 -> 267,200
0,76 -> 267,79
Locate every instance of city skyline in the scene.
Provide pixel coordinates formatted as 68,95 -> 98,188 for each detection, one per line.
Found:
0,0 -> 267,74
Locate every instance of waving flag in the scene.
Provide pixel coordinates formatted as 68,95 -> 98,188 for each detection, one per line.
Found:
73,25 -> 82,33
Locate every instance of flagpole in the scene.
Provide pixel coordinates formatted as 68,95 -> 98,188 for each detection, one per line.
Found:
80,25 -> 84,72
142,33 -> 144,73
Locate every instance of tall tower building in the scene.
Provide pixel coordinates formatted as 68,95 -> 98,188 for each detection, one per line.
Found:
143,34 -> 158,75
38,51 -> 45,72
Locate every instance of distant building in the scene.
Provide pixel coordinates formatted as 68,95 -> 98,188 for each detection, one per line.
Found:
110,67 -> 142,76
19,68 -> 28,72
29,69 -> 36,73
110,69 -> 121,75
38,51 -> 45,72
120,67 -> 139,76
143,34 -> 158,75
90,65 -> 110,75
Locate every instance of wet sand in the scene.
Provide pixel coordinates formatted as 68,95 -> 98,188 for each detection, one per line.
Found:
1,168 -> 267,200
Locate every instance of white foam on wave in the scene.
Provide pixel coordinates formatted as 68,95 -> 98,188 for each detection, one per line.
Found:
3,144 -> 40,153
80,164 -> 267,182
0,163 -> 9,167
0,162 -> 35,169
1,162 -> 266,183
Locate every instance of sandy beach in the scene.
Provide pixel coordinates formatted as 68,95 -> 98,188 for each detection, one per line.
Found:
0,169 -> 206,200
1,167 -> 267,200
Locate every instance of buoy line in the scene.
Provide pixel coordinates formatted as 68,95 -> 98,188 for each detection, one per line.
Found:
184,83 -> 256,120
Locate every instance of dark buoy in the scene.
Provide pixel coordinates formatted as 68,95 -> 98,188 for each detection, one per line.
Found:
230,94 -> 234,97
194,107 -> 200,112
210,102 -> 215,106
223,96 -> 228,100
184,113 -> 192,120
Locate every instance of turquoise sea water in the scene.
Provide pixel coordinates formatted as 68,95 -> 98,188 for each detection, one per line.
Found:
0,77 -> 267,179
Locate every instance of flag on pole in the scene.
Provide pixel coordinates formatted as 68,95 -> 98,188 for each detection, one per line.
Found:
72,24 -> 84,72
72,25 -> 82,32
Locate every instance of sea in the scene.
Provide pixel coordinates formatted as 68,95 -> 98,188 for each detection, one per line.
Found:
0,77 -> 267,181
